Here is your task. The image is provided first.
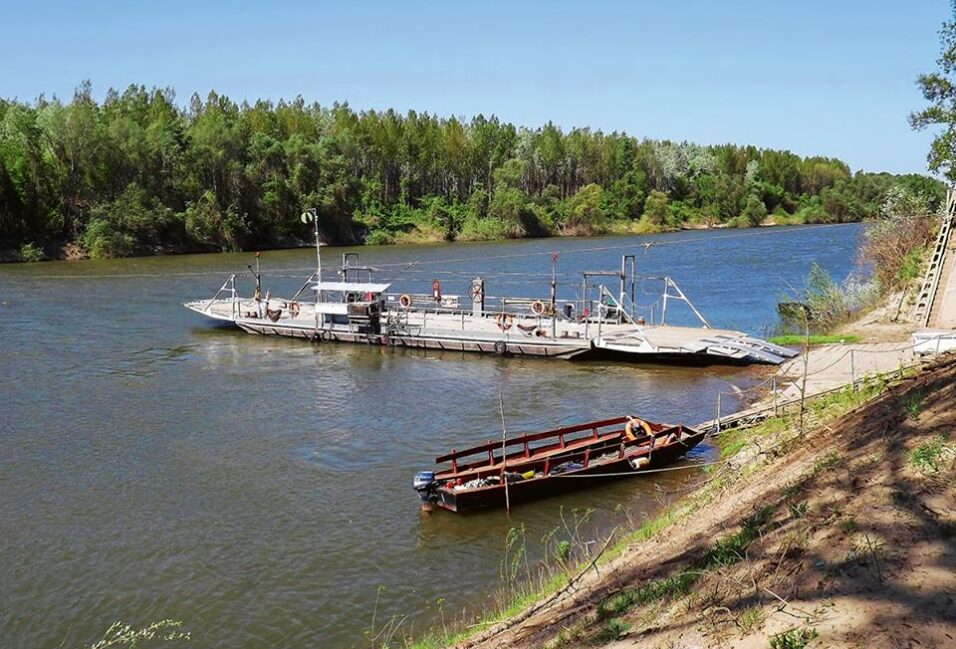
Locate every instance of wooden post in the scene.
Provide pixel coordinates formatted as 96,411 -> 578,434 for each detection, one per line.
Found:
772,376 -> 778,416
715,392 -> 722,435
850,349 -> 856,391
498,390 -> 511,515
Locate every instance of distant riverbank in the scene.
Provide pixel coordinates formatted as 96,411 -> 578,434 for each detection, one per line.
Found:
1,213 -> 821,264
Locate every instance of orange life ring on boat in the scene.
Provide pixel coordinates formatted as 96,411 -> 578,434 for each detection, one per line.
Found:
289,301 -> 300,317
530,300 -> 546,316
496,312 -> 513,331
399,294 -> 412,309
624,416 -> 653,441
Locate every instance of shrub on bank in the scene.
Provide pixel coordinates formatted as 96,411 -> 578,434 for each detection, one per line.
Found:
18,242 -> 45,262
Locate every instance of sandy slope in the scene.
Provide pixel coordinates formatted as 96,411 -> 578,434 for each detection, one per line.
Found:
458,356 -> 956,649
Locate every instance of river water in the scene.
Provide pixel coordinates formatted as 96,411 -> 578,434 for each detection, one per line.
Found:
1,223 -> 862,648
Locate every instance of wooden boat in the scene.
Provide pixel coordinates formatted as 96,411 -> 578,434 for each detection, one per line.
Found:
412,416 -> 706,513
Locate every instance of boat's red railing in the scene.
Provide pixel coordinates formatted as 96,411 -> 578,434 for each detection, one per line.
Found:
436,416 -> 628,468
435,422 -> 695,483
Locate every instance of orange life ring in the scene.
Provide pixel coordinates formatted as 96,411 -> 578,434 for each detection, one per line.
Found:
624,417 -> 653,441
496,312 -> 514,331
289,301 -> 300,317
399,294 -> 412,309
530,300 -> 546,316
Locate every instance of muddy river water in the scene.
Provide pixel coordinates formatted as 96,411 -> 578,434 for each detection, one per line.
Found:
1,223 -> 862,648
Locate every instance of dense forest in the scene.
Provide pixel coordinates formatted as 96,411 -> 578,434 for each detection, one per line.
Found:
0,82 -> 945,260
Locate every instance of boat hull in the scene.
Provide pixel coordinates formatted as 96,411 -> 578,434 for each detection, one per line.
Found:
432,430 -> 707,513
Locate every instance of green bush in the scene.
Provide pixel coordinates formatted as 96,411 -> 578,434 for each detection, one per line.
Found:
82,219 -> 135,259
184,190 -> 247,251
562,183 -> 606,234
741,193 -> 768,226
82,183 -> 178,258
458,216 -> 510,241
898,248 -> 922,282
18,242 -> 45,262
365,229 -> 396,245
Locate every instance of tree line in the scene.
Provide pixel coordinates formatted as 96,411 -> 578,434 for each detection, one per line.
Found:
0,82 -> 944,260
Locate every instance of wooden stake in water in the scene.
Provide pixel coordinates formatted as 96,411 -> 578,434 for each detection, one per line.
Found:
498,389 -> 511,515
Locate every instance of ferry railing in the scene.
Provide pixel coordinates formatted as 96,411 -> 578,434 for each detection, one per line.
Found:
204,273 -> 239,319
660,277 -> 710,328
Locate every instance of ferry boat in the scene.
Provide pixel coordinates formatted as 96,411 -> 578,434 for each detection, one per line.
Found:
184,214 -> 796,366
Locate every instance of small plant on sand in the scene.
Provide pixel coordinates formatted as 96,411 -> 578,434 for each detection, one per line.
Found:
901,391 -> 924,419
593,618 -> 629,644
737,606 -> 765,633
840,517 -> 858,534
703,505 -> 774,568
787,501 -> 809,520
910,435 -> 954,473
809,451 -> 842,477
768,626 -> 819,649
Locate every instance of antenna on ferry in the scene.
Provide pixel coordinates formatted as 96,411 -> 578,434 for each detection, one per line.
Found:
301,208 -> 321,296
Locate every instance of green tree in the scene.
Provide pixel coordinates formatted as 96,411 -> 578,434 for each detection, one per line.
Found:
741,194 -> 768,226
911,1 -> 956,181
563,183 -> 606,234
642,190 -> 670,227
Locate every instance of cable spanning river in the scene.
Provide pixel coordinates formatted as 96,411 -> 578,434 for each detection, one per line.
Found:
1,223 -> 862,648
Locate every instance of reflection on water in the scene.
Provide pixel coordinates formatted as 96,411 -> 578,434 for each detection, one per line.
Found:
0,224 -> 862,648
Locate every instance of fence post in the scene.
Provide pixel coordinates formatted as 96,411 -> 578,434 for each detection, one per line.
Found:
715,392 -> 721,435
850,349 -> 856,392
772,376 -> 778,416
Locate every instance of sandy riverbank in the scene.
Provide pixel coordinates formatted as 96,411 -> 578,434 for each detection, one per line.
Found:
445,354 -> 955,649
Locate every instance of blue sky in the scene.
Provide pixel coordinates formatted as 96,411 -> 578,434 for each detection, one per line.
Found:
1,1 -> 950,175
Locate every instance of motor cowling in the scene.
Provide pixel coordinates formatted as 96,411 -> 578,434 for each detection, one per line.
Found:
413,471 -> 439,505
413,471 -> 436,492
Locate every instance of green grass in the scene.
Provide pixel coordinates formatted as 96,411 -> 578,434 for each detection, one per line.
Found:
808,451 -> 843,477
737,606 -> 765,633
596,505 -> 774,622
596,572 -> 697,620
910,435 -> 953,474
902,391 -> 924,419
768,334 -> 860,346
592,618 -> 629,644
769,627 -> 819,649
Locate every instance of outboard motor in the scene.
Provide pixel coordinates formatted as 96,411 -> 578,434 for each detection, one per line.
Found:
413,471 -> 439,510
